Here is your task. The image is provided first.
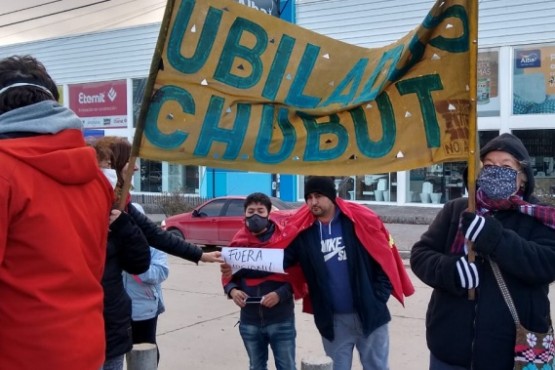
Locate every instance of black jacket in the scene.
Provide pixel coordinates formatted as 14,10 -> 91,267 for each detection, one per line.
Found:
128,203 -> 203,263
103,212 -> 151,360
285,212 -> 392,341
410,198 -> 555,369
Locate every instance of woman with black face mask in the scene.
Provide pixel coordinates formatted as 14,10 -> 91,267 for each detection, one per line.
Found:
410,133 -> 555,370
222,192 -> 304,370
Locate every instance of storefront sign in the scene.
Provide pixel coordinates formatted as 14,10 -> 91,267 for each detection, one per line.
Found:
135,0 -> 472,176
69,80 -> 128,129
234,0 -> 279,16
513,45 -> 555,115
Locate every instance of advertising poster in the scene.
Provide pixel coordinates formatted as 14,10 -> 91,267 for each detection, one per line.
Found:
513,45 -> 555,115
69,80 -> 128,128
477,50 -> 499,116
233,0 -> 279,16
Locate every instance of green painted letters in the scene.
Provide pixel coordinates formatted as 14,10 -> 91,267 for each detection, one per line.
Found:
214,17 -> 268,89
351,93 -> 396,157
167,0 -> 222,74
300,112 -> 347,160
254,106 -> 296,163
194,97 -> 249,159
396,74 -> 443,148
144,86 -> 191,149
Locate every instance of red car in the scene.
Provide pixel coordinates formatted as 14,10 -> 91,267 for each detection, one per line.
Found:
161,196 -> 298,248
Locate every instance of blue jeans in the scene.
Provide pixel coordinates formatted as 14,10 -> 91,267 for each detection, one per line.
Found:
321,313 -> 389,370
101,354 -> 124,370
239,319 -> 297,370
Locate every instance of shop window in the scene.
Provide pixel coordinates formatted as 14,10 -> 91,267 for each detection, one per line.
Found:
479,130 -> 500,148
308,174 -> 397,202
354,173 -> 397,202
513,45 -> 555,115
512,129 -> 555,197
140,159 -> 162,192
168,164 -> 199,194
477,49 -> 500,117
409,162 -> 466,204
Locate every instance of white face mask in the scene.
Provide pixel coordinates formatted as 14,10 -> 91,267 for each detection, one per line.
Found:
101,168 -> 118,189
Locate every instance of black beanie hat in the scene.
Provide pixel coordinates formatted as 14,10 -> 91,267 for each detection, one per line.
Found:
480,133 -> 534,199
304,176 -> 337,201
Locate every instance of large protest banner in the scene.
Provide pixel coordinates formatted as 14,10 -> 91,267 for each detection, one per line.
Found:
133,0 -> 472,175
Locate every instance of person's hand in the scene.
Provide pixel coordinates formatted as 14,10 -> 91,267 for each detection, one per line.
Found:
109,209 -> 122,225
200,251 -> 224,263
460,212 -> 485,242
221,263 -> 233,278
456,256 -> 479,289
260,292 -> 280,308
460,211 -> 503,255
230,288 -> 247,308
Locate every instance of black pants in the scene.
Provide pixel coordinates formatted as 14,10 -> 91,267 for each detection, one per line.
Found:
131,316 -> 160,364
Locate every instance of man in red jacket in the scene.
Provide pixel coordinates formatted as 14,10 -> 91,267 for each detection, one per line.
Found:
0,55 -> 113,369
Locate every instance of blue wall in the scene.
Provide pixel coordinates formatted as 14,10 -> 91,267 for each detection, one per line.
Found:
279,174 -> 297,201
279,0 -> 295,23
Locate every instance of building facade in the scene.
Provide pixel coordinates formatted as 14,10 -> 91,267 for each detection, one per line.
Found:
2,0 -> 555,204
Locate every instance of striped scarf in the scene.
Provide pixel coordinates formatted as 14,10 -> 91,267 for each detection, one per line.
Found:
450,189 -> 555,253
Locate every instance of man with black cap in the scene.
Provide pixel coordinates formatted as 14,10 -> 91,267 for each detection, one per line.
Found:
221,176 -> 414,369
0,55 -> 113,369
281,176 -> 414,370
411,133 -> 555,369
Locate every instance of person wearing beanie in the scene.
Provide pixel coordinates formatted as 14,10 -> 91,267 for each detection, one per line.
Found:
221,176 -> 414,370
411,133 -> 555,369
293,176 -> 397,369
288,175 -> 413,369
304,176 -> 337,202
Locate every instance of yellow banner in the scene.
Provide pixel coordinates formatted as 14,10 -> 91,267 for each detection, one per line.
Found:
135,0 -> 471,175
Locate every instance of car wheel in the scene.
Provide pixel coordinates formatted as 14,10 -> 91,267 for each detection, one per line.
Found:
168,229 -> 184,239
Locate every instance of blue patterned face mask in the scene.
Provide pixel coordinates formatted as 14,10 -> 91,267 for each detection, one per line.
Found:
477,165 -> 519,200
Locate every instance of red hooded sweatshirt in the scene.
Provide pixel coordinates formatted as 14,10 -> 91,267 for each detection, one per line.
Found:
0,129 -> 113,369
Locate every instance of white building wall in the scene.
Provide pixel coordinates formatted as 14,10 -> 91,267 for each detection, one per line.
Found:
0,23 -> 160,84
295,0 -> 555,48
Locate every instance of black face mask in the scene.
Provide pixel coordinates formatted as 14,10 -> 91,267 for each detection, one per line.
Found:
245,214 -> 269,234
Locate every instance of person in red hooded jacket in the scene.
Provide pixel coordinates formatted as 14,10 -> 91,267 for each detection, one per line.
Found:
0,55 -> 113,369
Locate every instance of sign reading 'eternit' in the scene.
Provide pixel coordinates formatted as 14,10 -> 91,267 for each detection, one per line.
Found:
69,80 -> 128,129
